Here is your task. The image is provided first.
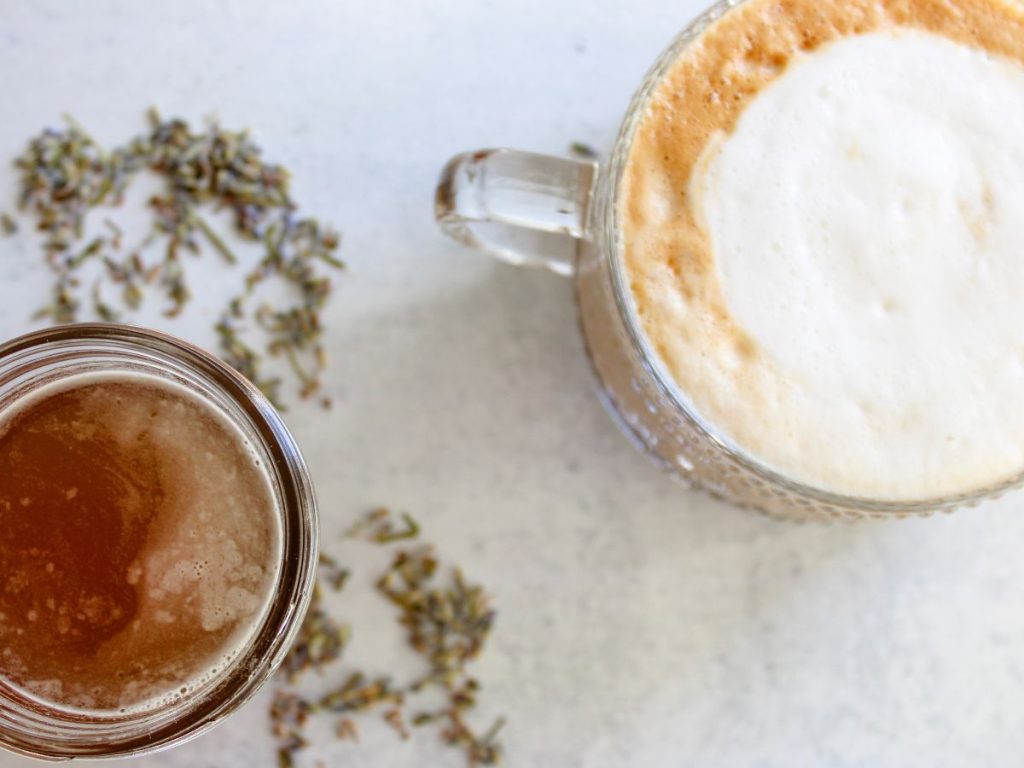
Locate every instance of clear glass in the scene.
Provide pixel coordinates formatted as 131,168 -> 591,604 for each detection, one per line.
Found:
434,0 -> 1021,521
0,324 -> 318,759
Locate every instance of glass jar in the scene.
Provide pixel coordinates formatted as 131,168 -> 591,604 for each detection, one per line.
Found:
0,324 -> 318,758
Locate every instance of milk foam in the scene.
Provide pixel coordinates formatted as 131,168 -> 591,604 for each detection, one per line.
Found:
629,21 -> 1024,499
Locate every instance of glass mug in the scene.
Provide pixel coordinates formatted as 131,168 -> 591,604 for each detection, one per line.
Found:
0,325 -> 317,758
434,0 -> 1023,522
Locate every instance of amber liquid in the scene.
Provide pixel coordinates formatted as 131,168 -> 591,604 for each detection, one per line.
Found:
0,374 -> 279,711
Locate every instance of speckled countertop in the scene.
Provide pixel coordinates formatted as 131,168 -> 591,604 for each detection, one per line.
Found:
0,1 -> 1023,766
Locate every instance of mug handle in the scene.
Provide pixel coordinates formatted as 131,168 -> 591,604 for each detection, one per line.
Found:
434,149 -> 599,277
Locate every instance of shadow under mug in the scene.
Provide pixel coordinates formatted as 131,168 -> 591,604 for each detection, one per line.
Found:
433,0 -> 1023,522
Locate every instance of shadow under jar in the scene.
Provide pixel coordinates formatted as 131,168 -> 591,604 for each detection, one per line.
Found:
0,324 -> 317,758
435,0 -> 1024,520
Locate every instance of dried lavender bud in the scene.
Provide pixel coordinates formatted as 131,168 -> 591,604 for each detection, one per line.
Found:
279,583 -> 350,682
269,509 -> 504,767
13,111 -> 344,406
569,141 -> 599,159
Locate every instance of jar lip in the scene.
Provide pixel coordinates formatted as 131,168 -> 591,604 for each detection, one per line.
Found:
0,323 -> 319,759
0,323 -> 261,396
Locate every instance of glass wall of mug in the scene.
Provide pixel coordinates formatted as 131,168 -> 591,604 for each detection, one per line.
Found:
434,0 -> 1024,521
0,325 -> 318,758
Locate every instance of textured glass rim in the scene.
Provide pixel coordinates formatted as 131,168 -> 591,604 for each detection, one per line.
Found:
599,0 -> 1024,513
0,323 -> 319,758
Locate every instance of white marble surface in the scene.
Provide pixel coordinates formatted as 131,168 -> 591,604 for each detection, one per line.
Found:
1,1 -> 1024,766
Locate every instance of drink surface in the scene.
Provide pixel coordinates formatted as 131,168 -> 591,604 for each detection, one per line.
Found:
620,0 -> 1024,500
0,373 -> 280,712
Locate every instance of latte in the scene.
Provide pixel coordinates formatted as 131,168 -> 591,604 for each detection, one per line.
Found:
620,0 -> 1024,499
